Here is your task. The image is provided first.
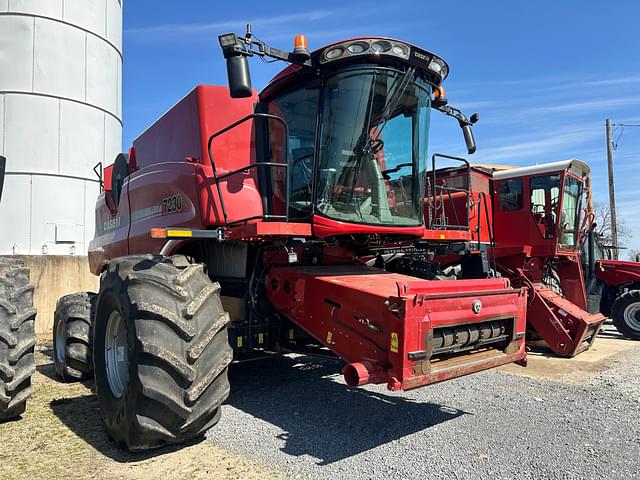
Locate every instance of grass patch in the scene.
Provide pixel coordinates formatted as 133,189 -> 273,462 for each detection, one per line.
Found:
0,342 -> 280,480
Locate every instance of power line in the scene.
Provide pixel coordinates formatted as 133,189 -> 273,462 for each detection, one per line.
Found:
611,123 -> 639,150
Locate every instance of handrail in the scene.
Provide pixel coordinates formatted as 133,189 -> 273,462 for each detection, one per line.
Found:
477,191 -> 497,273
93,162 -> 103,189
429,153 -> 471,230
206,113 -> 290,227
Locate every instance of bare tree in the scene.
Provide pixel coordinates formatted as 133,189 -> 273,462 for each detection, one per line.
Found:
627,249 -> 640,262
592,201 -> 630,248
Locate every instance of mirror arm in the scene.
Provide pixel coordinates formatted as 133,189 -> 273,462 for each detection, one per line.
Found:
435,104 -> 478,155
434,104 -> 471,127
220,28 -> 313,68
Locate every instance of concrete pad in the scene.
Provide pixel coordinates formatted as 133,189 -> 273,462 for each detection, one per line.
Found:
498,331 -> 639,384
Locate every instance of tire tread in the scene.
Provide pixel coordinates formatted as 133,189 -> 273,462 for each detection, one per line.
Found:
95,255 -> 232,451
53,292 -> 95,381
611,289 -> 640,340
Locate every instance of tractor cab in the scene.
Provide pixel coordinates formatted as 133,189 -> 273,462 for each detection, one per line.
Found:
491,159 -> 591,259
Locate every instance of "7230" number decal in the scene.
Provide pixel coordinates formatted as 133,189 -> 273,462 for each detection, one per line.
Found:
161,193 -> 182,214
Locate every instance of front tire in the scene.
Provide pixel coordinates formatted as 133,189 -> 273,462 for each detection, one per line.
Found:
93,255 -> 232,451
611,289 -> 640,340
0,259 -> 36,421
54,292 -> 95,381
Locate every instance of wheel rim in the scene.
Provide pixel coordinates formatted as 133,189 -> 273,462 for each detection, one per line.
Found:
55,316 -> 66,365
105,310 -> 129,398
623,302 -> 640,331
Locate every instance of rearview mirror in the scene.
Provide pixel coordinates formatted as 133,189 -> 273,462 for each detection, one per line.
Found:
462,125 -> 476,155
226,55 -> 253,98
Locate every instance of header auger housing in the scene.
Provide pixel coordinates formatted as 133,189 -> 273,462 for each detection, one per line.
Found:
49,28 -> 532,451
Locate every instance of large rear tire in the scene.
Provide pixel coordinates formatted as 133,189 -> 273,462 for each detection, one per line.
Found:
611,289 -> 640,340
93,255 -> 232,451
54,292 -> 95,381
0,258 -> 36,421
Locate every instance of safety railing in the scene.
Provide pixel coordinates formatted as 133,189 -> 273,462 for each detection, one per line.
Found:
427,153 -> 471,231
207,113 -> 290,227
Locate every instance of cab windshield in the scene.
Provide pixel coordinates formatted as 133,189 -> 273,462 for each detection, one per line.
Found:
316,67 -> 431,226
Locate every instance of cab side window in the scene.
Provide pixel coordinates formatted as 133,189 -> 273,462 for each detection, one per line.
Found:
267,86 -> 319,219
530,174 -> 560,239
498,179 -> 523,211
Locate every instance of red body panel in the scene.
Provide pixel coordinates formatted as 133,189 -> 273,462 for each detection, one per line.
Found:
267,265 -> 527,390
312,214 -> 425,239
134,85 -> 265,228
89,86 -> 268,273
127,162 -> 205,254
228,222 -> 311,240
89,181 -> 131,274
596,259 -> 640,287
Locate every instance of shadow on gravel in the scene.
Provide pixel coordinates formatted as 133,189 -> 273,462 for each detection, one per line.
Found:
36,361 -> 59,381
39,343 -> 55,362
50,392 -> 203,463
227,354 -> 468,465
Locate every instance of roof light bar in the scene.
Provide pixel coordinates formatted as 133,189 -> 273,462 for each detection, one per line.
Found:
319,38 -> 448,82
321,39 -> 411,64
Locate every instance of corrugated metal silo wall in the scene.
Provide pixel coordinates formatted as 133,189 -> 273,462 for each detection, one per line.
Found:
0,0 -> 123,255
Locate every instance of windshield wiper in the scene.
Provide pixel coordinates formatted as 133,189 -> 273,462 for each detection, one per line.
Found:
345,68 -> 415,214
370,66 -> 415,144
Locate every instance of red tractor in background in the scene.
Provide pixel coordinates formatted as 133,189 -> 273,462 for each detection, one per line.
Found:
0,155 -> 37,421
583,231 -> 640,339
53,29 -> 531,452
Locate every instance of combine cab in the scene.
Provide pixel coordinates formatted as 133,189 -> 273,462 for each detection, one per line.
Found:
54,30 -> 529,451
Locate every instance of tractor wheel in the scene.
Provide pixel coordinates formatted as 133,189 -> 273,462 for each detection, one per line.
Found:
54,292 -> 96,381
0,258 -> 37,421
93,255 -> 232,451
611,289 -> 640,340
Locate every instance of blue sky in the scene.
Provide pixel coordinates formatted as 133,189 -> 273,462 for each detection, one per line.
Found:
122,1 -> 640,253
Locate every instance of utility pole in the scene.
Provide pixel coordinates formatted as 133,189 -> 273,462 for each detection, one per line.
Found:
606,118 -> 618,259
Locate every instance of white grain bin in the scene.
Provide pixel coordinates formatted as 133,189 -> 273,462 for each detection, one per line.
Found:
0,0 -> 123,255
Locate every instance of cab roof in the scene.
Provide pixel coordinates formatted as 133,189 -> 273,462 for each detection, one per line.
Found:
492,159 -> 590,180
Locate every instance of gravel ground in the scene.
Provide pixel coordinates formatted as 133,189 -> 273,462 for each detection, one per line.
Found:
208,335 -> 640,480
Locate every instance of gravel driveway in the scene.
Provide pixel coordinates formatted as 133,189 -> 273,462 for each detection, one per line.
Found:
208,334 -> 640,480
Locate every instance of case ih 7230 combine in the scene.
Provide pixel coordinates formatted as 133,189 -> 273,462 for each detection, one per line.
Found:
50,29 -> 605,451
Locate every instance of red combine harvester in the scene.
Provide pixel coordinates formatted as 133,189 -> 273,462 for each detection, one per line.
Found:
397,159 -> 605,357
54,29 -> 529,451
